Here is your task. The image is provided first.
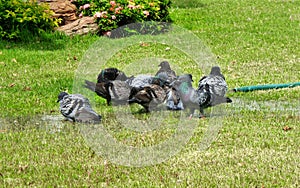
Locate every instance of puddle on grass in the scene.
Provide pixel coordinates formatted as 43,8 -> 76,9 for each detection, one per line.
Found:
0,98 -> 298,133
227,98 -> 300,115
40,115 -> 66,133
0,115 -> 66,134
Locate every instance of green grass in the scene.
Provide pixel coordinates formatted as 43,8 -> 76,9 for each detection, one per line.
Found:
1,0 -> 300,187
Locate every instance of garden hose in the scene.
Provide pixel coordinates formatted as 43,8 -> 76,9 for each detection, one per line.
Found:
231,82 -> 300,92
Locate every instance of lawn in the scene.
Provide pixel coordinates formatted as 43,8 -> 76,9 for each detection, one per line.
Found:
0,0 -> 299,187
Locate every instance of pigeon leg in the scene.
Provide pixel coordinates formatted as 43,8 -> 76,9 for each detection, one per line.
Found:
199,108 -> 205,119
104,82 -> 113,105
189,108 -> 196,119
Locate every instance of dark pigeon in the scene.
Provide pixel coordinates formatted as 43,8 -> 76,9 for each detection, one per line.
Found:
84,80 -> 110,103
57,92 -> 101,123
128,84 -> 167,112
84,80 -> 131,105
97,67 -> 129,83
197,66 -> 232,106
106,80 -> 132,105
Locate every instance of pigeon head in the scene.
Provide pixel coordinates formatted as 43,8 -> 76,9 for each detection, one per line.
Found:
97,68 -> 128,83
116,71 -> 128,81
57,92 -> 68,102
158,61 -> 171,69
210,66 -> 221,75
170,74 -> 193,92
177,74 -> 193,83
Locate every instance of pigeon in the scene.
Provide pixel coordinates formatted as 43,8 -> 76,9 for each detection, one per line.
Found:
106,80 -> 132,105
197,66 -> 232,106
84,80 -> 110,104
128,84 -> 167,112
97,67 -> 129,83
155,61 -> 177,83
165,87 -> 184,110
124,74 -> 168,89
57,92 -> 101,123
171,74 -> 211,118
84,80 -> 131,105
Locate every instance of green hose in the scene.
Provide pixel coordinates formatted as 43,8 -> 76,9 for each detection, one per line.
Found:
232,82 -> 300,92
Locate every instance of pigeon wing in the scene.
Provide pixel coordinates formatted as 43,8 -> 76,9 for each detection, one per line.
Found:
75,107 -> 101,124
108,80 -> 131,104
59,94 -> 85,121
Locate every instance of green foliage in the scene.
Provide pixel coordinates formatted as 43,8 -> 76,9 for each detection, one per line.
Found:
72,0 -> 172,34
0,0 -> 61,40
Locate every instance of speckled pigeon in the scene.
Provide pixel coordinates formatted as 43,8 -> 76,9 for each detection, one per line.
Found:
57,92 -> 101,123
165,87 -> 184,111
197,66 -> 232,106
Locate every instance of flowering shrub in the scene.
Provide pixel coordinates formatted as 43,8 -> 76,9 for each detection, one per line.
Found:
72,0 -> 172,34
0,0 -> 60,40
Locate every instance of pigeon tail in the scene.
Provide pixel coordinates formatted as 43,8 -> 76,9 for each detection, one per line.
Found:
226,97 -> 232,103
84,80 -> 96,92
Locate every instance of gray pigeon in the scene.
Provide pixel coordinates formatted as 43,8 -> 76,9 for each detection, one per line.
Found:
57,92 -> 101,123
125,75 -> 153,88
197,66 -> 232,106
155,61 -> 177,83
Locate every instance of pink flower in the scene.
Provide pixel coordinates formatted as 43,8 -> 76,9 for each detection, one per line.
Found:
143,10 -> 149,17
110,1 -> 116,7
103,31 -> 111,36
111,15 -> 116,20
83,3 -> 90,10
127,4 -> 135,9
115,7 -> 123,14
94,12 -> 102,18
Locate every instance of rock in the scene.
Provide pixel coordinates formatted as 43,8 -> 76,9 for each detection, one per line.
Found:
56,17 -> 98,35
38,0 -> 77,25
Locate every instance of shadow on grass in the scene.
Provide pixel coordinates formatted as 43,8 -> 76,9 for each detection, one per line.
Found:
172,0 -> 206,8
0,31 -> 72,51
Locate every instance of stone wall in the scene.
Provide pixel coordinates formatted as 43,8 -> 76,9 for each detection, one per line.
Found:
38,0 -> 98,35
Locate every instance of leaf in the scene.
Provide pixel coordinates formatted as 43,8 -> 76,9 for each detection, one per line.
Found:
140,42 -> 149,47
18,164 -> 29,173
22,86 -> 32,91
11,58 -> 17,63
283,126 -> 292,131
9,83 -> 15,87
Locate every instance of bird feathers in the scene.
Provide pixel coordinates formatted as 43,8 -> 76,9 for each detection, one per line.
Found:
57,92 -> 101,123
